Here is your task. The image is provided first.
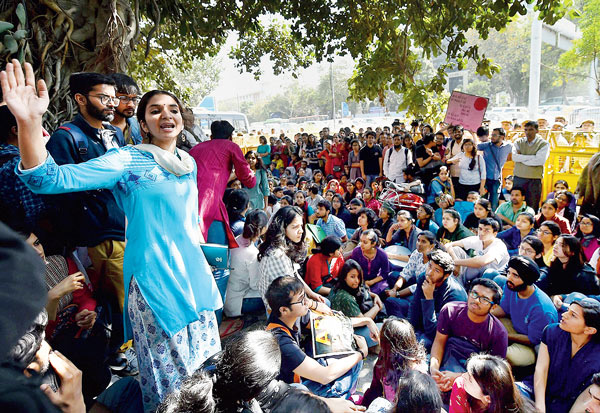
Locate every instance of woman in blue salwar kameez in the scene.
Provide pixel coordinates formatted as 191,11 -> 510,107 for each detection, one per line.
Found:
1,60 -> 221,412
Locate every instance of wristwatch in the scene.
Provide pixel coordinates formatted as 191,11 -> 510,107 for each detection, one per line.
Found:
358,348 -> 367,359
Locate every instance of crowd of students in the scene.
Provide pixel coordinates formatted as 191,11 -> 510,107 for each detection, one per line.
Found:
1,59 -> 600,413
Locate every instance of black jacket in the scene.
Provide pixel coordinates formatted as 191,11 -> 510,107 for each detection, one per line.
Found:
46,114 -> 126,247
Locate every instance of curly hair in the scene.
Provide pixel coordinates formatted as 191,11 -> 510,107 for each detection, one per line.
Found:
258,206 -> 307,263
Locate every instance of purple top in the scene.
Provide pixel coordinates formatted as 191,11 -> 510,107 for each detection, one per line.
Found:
350,246 -> 390,294
437,301 -> 508,358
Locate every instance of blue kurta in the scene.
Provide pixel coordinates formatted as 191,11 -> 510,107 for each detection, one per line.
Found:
17,146 -> 222,340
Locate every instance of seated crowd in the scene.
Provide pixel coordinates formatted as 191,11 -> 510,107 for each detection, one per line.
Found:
2,66 -> 600,413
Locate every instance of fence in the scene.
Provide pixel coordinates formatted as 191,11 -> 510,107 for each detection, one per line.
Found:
503,129 -> 599,201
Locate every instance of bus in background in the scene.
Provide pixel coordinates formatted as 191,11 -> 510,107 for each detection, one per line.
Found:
192,108 -> 250,139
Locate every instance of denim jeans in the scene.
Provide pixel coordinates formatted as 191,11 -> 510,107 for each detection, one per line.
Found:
365,174 -> 380,188
384,296 -> 413,319
355,323 -> 383,348
303,358 -> 362,399
482,270 -> 507,290
485,179 -> 501,211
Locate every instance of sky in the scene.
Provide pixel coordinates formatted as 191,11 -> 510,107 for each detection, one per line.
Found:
212,34 -> 354,102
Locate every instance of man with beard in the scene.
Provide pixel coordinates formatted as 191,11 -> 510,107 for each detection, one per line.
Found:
46,73 -> 127,371
315,200 -> 347,242
445,125 -> 465,189
408,249 -> 467,349
382,133 -> 412,183
109,73 -> 142,145
495,187 -> 535,230
478,127 -> 513,211
491,255 -> 558,367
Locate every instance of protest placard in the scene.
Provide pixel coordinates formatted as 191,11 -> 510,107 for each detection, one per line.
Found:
443,91 -> 489,132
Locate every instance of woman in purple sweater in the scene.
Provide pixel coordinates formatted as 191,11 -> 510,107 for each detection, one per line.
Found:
350,229 -> 390,295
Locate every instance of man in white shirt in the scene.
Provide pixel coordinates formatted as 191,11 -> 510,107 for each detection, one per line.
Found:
383,133 -> 411,183
445,217 -> 509,288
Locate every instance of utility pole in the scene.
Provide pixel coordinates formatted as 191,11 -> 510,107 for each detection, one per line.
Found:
528,11 -> 542,119
330,62 -> 336,130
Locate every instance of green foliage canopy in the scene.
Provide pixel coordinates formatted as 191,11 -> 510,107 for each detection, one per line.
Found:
0,0 -> 569,128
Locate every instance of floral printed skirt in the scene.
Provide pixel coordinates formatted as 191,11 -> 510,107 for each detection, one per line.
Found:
128,278 -> 221,412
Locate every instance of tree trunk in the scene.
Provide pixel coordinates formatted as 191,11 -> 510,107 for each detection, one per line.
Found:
17,0 -> 138,131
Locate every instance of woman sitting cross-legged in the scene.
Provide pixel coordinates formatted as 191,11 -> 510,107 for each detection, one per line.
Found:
523,298 -> 600,413
330,259 -> 382,352
257,206 -> 330,314
350,229 -> 391,295
304,235 -> 345,297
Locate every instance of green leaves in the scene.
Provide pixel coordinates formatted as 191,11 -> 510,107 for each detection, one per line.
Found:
0,22 -> 14,34
15,3 -> 26,27
3,34 -> 18,54
0,3 -> 28,63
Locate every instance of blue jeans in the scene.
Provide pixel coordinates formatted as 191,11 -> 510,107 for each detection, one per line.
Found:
482,270 -> 507,290
207,220 -> 230,324
365,174 -> 379,187
303,358 -> 362,399
213,268 -> 230,325
355,323 -> 382,348
95,377 -> 143,413
485,179 -> 501,212
385,295 -> 413,319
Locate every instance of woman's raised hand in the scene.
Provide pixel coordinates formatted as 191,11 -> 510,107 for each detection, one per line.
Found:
0,59 -> 49,122
1,59 -> 50,168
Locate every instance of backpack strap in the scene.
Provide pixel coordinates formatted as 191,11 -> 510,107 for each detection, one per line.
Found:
266,323 -> 301,383
58,123 -> 88,156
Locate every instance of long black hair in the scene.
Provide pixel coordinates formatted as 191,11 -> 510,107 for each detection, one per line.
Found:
332,194 -> 348,216
246,150 -> 267,171
225,189 -> 249,224
461,138 -> 479,171
334,259 -> 363,298
258,206 -> 307,263
575,214 -> 600,240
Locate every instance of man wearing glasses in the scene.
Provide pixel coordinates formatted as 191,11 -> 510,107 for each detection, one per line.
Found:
429,278 -> 508,393
265,276 -> 368,401
46,72 -> 127,371
109,73 -> 142,145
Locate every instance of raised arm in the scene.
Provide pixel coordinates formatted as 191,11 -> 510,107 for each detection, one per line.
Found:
0,60 -> 48,169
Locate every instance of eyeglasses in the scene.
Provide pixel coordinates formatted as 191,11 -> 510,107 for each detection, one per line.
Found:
87,94 -> 120,105
469,291 -> 494,306
580,221 -> 593,226
536,229 -> 552,236
117,95 -> 141,104
289,293 -> 307,307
